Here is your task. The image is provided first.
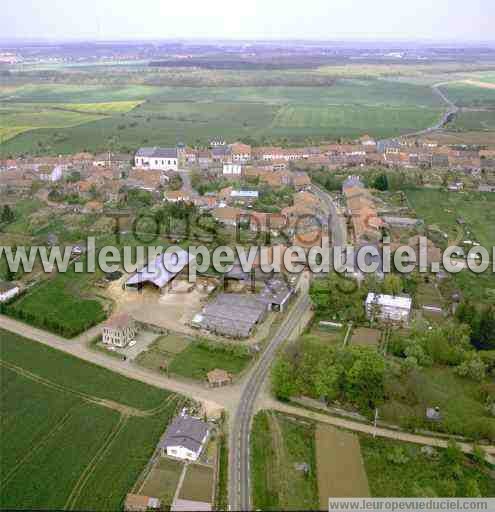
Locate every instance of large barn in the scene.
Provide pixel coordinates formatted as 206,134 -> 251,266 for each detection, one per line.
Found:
126,249 -> 195,292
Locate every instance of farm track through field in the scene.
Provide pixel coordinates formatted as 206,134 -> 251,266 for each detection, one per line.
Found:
267,412 -> 289,506
0,359 -> 175,417
0,409 -> 73,488
64,414 -> 129,510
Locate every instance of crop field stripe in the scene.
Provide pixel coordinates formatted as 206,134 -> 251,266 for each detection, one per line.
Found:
267,412 -> 290,505
65,414 -> 129,510
0,359 -> 172,417
0,408 -> 74,488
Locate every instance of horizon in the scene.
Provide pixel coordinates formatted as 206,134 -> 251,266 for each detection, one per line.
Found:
3,0 -> 493,45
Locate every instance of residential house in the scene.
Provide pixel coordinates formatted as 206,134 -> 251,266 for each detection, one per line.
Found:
365,293 -> 412,323
249,212 -> 286,234
198,150 -> 212,170
38,164 -> 64,182
211,145 -> 231,163
102,314 -> 137,348
343,176 -> 384,242
230,142 -> 252,163
222,163 -> 242,178
212,207 -> 243,227
359,134 -> 377,148
161,414 -> 209,461
135,147 -> 178,171
93,152 -> 130,168
293,171 -> 311,191
229,190 -> 259,205
210,138 -> 226,147
184,147 -> 197,164
164,190 -> 192,203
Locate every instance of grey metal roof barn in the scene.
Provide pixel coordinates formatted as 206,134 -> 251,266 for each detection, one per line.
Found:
126,249 -> 195,289
258,277 -> 292,308
162,415 -> 209,453
193,293 -> 268,338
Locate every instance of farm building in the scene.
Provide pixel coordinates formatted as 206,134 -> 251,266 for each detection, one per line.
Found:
258,277 -> 293,312
134,147 -> 178,172
365,293 -> 412,323
192,293 -> 268,338
126,249 -> 195,292
0,281 -> 20,303
124,494 -> 161,512
102,314 -> 137,348
161,414 -> 209,462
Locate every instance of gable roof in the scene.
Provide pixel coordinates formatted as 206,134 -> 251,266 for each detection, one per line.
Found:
126,249 -> 195,288
136,147 -> 178,159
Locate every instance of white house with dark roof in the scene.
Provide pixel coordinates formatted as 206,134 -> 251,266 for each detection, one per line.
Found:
102,314 -> 137,347
365,293 -> 412,323
134,147 -> 178,171
161,414 -> 209,461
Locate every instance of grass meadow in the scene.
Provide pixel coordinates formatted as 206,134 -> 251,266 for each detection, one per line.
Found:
0,330 -> 184,511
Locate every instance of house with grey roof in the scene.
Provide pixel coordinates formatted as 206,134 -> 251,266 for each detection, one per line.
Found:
134,147 -> 178,171
161,414 -> 209,461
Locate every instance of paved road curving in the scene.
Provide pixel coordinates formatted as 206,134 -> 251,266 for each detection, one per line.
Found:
0,314 -> 229,412
229,291 -> 312,511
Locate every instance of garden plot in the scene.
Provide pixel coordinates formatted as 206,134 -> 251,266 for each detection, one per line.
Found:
315,424 -> 370,509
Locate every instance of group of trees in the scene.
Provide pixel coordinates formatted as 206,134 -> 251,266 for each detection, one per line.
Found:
1,205 -> 15,224
272,338 -> 387,415
456,301 -> 495,350
390,321 -> 494,382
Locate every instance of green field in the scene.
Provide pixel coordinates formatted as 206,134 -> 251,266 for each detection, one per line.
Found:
0,330 -> 184,511
0,78 -> 447,154
4,265 -> 107,338
406,189 -> 495,303
448,109 -> 495,131
250,411 -> 319,510
0,100 -> 143,143
439,82 -> 495,108
167,341 -> 252,381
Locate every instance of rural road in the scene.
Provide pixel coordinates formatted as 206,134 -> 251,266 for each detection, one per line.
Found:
0,314 -> 230,413
311,183 -> 347,247
378,81 -> 459,144
229,284 -> 312,511
266,399 -> 495,465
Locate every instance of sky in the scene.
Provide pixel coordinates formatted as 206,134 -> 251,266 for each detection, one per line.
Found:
2,0 -> 494,42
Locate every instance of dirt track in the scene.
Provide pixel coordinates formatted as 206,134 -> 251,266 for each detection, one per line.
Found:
463,79 -> 495,90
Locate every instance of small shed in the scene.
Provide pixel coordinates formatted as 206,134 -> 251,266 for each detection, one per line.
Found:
207,369 -> 232,388
124,494 -> 161,512
426,407 -> 442,422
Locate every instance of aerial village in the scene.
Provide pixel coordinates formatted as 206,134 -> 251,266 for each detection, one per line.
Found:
2,133 -> 495,510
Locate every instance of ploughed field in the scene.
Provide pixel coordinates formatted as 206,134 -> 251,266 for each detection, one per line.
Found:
0,329 -> 185,511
